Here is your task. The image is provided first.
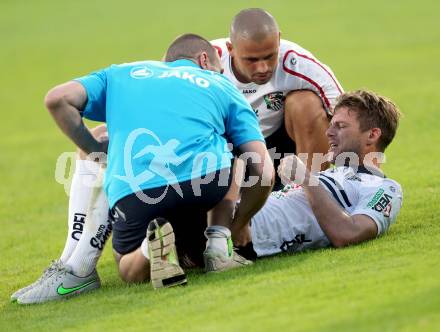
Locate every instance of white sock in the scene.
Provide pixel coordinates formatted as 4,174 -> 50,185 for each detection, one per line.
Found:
66,166 -> 111,277
140,238 -> 150,260
59,160 -> 100,263
205,226 -> 231,257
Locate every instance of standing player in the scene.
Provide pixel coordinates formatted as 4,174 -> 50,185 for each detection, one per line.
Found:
212,8 -> 344,188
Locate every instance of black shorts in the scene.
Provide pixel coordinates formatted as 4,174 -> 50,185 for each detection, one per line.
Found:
265,123 -> 296,191
110,167 -> 233,263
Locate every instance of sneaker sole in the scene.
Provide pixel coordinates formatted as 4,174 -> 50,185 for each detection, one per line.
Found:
147,219 -> 187,289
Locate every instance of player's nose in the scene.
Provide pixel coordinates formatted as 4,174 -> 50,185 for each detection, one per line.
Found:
256,61 -> 269,73
326,125 -> 334,138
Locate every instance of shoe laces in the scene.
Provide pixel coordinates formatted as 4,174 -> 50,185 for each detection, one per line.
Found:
38,260 -> 61,281
47,266 -> 68,287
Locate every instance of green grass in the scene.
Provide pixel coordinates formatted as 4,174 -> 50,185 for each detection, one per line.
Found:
1,0 -> 439,330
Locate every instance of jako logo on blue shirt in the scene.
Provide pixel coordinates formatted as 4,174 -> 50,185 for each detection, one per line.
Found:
158,70 -> 210,88
130,66 -> 154,79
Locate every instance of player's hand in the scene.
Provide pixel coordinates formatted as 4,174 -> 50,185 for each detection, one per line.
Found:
97,134 -> 109,154
277,154 -> 309,185
87,135 -> 108,164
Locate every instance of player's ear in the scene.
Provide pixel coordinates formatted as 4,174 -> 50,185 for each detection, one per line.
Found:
197,52 -> 209,70
226,41 -> 233,54
367,128 -> 382,146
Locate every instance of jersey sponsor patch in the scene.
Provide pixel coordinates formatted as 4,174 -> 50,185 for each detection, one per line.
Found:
368,190 -> 393,215
271,183 -> 301,199
382,202 -> 392,217
367,189 -> 385,208
263,92 -> 285,112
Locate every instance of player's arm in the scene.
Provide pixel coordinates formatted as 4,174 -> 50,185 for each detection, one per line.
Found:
278,155 -> 377,248
220,78 -> 275,244
45,81 -> 106,155
234,141 -> 274,225
301,184 -> 377,247
230,140 -> 274,246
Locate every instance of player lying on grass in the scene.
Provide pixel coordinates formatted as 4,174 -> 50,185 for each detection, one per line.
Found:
212,8 -> 344,188
11,89 -> 402,305
234,90 -> 403,256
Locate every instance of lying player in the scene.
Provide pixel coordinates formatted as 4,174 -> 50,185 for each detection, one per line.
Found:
11,89 -> 402,305
236,90 -> 403,254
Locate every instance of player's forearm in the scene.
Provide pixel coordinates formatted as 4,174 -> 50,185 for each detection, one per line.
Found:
233,142 -> 274,227
234,181 -> 272,227
233,164 -> 274,228
302,182 -> 359,247
46,95 -> 102,155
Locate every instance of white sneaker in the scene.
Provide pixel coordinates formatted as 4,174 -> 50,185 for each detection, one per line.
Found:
204,247 -> 253,273
147,218 -> 187,289
10,260 -> 63,302
17,264 -> 100,304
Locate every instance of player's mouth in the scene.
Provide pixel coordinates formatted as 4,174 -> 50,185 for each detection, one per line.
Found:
329,143 -> 338,152
253,72 -> 272,82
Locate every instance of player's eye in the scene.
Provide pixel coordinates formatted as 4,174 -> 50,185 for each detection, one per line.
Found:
245,58 -> 259,63
264,54 -> 275,60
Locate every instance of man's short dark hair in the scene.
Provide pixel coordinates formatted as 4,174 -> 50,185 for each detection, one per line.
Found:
335,90 -> 402,151
230,8 -> 279,43
165,33 -> 217,63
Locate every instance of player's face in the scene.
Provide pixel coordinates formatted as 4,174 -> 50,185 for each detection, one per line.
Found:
326,107 -> 370,163
228,33 -> 280,85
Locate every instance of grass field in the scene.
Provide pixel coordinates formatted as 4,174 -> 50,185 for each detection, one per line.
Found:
1,0 -> 440,331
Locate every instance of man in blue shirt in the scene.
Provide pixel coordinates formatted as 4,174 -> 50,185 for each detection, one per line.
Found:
24,34 -> 274,299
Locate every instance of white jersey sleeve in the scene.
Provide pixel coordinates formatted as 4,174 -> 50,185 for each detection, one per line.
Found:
350,179 -> 403,235
278,39 -> 343,113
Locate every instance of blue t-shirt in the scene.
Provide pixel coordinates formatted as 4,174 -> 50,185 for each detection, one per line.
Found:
75,59 -> 264,208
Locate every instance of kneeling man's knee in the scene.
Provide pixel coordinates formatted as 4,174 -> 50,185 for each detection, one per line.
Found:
285,90 -> 328,136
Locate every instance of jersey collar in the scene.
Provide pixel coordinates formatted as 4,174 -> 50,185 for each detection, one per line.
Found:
357,165 -> 386,178
167,59 -> 199,68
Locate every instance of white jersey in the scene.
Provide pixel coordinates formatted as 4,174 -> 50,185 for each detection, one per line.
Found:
211,38 -> 344,137
250,166 -> 403,257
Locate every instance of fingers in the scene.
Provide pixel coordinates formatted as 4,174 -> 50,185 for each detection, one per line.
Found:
232,225 -> 251,247
277,155 -> 296,185
277,155 -> 308,185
